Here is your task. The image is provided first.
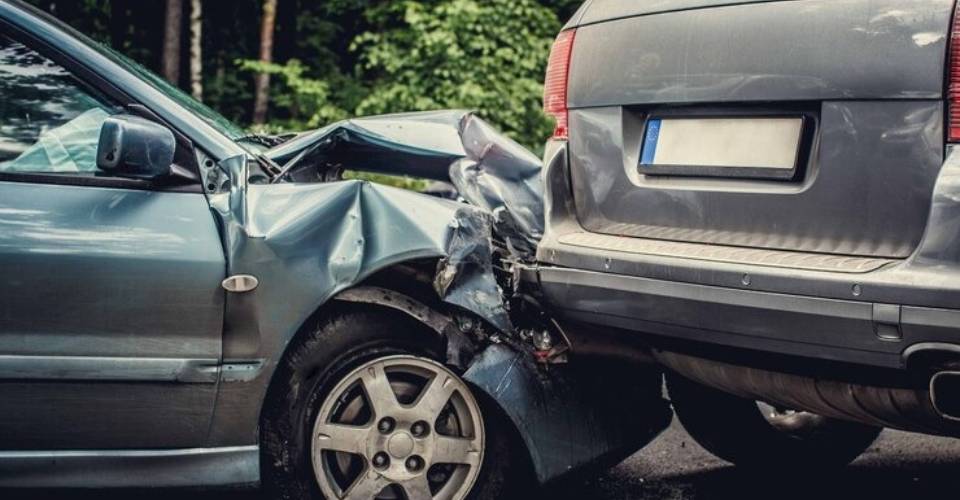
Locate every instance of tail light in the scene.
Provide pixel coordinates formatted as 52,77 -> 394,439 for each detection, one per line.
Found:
544,29 -> 576,140
949,3 -> 960,141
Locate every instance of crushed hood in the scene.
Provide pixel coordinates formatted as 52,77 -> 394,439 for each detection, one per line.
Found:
212,111 -> 545,338
265,110 -> 544,260
205,114 -> 674,486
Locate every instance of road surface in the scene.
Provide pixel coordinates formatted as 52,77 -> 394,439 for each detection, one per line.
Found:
6,417 -> 960,499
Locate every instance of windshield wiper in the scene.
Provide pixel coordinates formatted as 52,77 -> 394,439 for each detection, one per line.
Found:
237,133 -> 295,149
254,153 -> 284,179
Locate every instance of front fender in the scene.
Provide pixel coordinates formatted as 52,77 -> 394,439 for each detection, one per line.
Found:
205,164 -> 514,446
464,344 -> 672,485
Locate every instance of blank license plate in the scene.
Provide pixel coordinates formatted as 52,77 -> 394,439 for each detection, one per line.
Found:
640,117 -> 804,179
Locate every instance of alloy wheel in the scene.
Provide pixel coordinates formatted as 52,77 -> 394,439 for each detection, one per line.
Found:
311,355 -> 485,500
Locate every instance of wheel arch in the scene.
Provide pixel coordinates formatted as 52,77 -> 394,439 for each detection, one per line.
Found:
255,261 -> 453,423
252,263 -> 538,491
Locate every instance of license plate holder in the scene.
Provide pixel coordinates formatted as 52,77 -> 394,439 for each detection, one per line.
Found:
639,116 -> 807,180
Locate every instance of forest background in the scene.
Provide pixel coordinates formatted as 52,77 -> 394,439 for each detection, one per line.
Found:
24,0 -> 580,154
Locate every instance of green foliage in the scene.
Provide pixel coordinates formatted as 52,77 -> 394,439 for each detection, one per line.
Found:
237,0 -> 563,150
343,170 -> 430,192
538,0 -> 583,21
27,0 -> 574,154
351,0 -> 560,150
238,59 -> 349,129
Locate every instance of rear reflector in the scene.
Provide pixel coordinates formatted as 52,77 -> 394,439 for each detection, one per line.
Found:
949,3 -> 960,141
544,29 -> 576,139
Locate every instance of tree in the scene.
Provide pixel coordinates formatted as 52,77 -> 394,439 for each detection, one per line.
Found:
351,0 -> 561,149
161,0 -> 183,85
25,0 -> 574,149
189,0 -> 203,101
252,0 -> 278,124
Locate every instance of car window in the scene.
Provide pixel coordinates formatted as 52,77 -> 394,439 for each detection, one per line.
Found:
96,44 -> 246,141
0,35 -> 119,175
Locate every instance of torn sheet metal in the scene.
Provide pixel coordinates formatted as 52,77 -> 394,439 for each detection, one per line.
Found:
265,110 -> 544,260
205,115 -> 670,483
205,150 -> 519,445
464,344 -> 673,484
210,154 -> 513,342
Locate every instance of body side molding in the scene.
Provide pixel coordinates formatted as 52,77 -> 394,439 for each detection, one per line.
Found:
0,355 -> 219,383
0,445 -> 259,487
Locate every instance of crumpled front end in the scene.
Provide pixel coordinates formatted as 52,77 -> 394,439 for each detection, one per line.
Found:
206,111 -> 670,485
266,110 -> 544,262
227,177 -> 512,334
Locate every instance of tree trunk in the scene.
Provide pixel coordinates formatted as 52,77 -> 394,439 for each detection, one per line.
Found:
161,0 -> 183,85
189,0 -> 203,101
252,0 -> 278,125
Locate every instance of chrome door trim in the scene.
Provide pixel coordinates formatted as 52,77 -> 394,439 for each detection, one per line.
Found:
0,355 -> 219,383
0,445 -> 259,487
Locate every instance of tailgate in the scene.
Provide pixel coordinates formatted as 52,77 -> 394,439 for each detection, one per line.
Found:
566,0 -> 952,259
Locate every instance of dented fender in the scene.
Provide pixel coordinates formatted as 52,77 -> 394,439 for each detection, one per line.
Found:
333,287 -> 673,485
205,155 -> 514,444
464,344 -> 672,485
334,286 -> 477,370
201,111 -> 669,483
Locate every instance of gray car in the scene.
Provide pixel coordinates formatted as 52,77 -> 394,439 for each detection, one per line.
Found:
0,0 -> 673,498
534,0 -> 960,469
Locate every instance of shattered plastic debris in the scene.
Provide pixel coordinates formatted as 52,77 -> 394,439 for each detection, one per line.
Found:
266,110 -> 544,262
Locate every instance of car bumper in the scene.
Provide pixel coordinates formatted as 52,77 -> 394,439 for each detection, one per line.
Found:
534,263 -> 960,371
535,140 -> 960,374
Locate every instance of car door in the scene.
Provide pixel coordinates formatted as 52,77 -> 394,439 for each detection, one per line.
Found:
0,32 -> 226,450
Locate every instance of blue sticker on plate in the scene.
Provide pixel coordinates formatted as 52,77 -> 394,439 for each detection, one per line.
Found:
641,119 -> 661,166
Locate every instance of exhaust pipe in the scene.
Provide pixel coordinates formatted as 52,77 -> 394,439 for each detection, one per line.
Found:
930,371 -> 960,421
653,349 -> 960,436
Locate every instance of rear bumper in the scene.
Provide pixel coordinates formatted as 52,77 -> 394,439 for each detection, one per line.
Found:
536,140 -> 960,374
534,264 -> 960,371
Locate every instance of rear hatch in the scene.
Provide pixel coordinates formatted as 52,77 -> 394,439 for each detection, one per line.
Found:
564,0 -> 952,259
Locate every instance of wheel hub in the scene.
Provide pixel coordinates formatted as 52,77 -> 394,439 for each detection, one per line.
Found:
311,355 -> 485,500
387,432 -> 415,459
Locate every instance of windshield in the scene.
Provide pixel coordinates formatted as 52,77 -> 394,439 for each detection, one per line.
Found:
96,44 -> 247,141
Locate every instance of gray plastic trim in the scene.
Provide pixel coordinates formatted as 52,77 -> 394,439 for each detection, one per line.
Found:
0,445 -> 259,487
536,266 -> 960,369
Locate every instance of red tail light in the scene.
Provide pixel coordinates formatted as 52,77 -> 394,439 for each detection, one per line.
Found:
949,3 -> 960,141
544,29 -> 576,139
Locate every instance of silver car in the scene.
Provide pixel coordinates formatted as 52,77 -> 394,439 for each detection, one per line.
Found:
535,0 -> 960,470
0,0 -> 671,498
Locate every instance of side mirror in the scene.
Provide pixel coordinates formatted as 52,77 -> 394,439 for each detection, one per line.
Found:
97,115 -> 176,179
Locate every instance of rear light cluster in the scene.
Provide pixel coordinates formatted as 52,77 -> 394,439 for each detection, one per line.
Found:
950,3 -> 960,142
544,29 -> 576,139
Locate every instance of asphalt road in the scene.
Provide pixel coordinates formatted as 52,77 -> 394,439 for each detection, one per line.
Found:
551,417 -> 960,500
6,417 -> 960,500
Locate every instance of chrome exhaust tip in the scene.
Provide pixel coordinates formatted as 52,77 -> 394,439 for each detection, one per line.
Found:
929,371 -> 960,421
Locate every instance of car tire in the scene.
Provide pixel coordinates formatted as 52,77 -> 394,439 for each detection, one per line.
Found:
260,306 -> 521,500
666,371 -> 882,470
